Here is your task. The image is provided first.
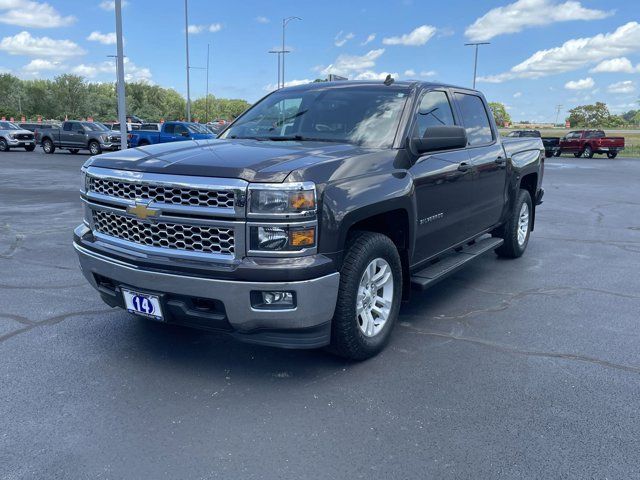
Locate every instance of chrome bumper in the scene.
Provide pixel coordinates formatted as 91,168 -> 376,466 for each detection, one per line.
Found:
74,242 -> 340,333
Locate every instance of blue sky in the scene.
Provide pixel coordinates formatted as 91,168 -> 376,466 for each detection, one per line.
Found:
0,0 -> 638,122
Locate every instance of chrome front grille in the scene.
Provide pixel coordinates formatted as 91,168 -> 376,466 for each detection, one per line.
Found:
88,177 -> 235,208
92,210 -> 234,255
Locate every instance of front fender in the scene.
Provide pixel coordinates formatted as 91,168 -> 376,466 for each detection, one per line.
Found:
319,170 -> 415,258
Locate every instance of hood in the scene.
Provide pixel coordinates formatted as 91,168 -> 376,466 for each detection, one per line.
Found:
85,138 -> 372,182
2,129 -> 33,136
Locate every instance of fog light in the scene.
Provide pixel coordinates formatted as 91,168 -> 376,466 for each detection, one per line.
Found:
251,291 -> 296,310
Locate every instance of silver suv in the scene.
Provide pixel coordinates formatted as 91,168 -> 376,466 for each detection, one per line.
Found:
0,121 -> 36,152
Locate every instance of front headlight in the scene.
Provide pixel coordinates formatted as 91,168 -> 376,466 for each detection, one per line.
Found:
248,182 -> 316,217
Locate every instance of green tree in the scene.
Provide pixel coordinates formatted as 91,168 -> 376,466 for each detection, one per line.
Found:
488,102 -> 511,126
0,74 -> 24,118
53,74 -> 87,119
566,102 -> 611,127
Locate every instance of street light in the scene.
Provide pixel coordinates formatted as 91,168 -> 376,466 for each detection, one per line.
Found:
281,16 -> 301,88
114,0 -> 127,149
184,0 -> 191,121
464,42 -> 490,89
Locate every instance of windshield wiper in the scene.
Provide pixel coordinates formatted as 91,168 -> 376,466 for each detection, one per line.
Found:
265,135 -> 351,143
270,109 -> 309,129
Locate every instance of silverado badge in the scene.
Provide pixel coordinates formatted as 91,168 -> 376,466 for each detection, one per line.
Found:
127,202 -> 160,220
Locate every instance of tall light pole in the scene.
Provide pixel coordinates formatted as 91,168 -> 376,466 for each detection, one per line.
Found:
281,16 -> 301,88
464,42 -> 490,89
184,0 -> 191,121
114,0 -> 127,149
268,50 -> 281,89
205,43 -> 210,124
554,104 -> 563,126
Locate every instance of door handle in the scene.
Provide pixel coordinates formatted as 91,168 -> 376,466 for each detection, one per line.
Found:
495,156 -> 506,165
458,162 -> 470,172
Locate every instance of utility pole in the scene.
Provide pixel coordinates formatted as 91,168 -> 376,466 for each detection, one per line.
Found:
184,0 -> 191,121
281,16 -> 301,88
114,0 -> 127,149
464,42 -> 490,89
554,104 -> 563,126
205,43 -> 210,124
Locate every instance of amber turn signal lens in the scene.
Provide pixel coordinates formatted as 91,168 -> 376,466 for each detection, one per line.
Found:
289,227 -> 315,247
289,191 -> 315,211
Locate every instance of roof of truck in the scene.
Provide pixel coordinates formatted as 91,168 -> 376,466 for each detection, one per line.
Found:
283,80 -> 478,93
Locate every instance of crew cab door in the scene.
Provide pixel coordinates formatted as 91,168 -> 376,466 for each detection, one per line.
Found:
62,121 -> 84,147
409,89 -> 474,262
453,91 -> 507,234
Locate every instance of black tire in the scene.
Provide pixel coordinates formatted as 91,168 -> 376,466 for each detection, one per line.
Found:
554,150 -> 561,157
329,231 -> 403,360
494,189 -> 532,259
0,138 -> 8,152
69,149 -> 80,154
137,140 -> 150,147
573,152 -> 581,158
89,141 -> 101,155
544,151 -> 553,158
24,145 -> 35,152
582,145 -> 594,158
607,152 -> 618,159
42,138 -> 55,154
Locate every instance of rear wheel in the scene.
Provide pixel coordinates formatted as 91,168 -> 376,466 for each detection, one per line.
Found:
329,231 -> 402,360
494,189 -> 532,259
573,152 -> 581,158
24,145 -> 35,152
89,141 -> 101,155
138,140 -> 150,147
607,152 -> 618,159
42,138 -> 55,154
554,150 -> 561,157
69,149 -> 80,154
0,138 -> 8,152
582,145 -> 594,158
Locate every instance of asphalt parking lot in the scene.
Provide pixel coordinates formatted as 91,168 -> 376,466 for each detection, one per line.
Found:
2,148 -> 640,479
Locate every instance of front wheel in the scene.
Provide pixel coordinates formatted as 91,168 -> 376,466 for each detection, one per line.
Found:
0,139 -> 8,152
607,152 -> 618,159
330,231 -> 402,360
582,145 -> 594,158
42,138 -> 55,154
494,189 -> 532,259
24,145 -> 35,152
89,141 -> 101,155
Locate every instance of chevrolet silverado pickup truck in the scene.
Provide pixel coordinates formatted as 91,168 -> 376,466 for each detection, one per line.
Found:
559,129 -> 624,158
506,130 -> 560,157
37,121 -> 121,155
74,81 -> 544,360
128,121 -> 215,148
0,121 -> 36,152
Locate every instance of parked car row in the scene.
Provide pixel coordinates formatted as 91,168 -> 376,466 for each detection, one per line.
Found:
505,129 -> 625,158
0,119 -> 221,154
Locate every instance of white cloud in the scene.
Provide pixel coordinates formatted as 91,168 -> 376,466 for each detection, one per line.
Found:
263,78 -> 312,91
319,48 -> 385,77
564,77 -> 594,90
383,25 -> 436,46
99,0 -> 128,11
72,57 -> 152,83
0,0 -> 75,28
404,69 -> 416,77
334,31 -> 355,47
353,71 -> 399,81
513,92 -> 522,98
608,80 -> 636,94
479,22 -> 640,83
256,16 -> 269,24
465,0 -> 613,41
419,70 -> 436,77
87,31 -> 117,45
22,58 -> 63,73
590,57 -> 640,73
0,31 -> 85,58
361,33 -> 375,45
188,23 -> 222,34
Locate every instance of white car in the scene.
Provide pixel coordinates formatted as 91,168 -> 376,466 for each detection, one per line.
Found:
0,121 -> 36,152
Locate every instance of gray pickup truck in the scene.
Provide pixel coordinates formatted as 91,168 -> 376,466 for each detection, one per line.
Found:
36,121 -> 121,155
0,121 -> 36,152
75,80 -> 544,360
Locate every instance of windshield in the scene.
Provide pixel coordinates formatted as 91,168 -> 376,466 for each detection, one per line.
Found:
0,121 -> 20,130
82,122 -> 105,132
221,86 -> 409,148
187,123 -> 210,134
93,122 -> 110,131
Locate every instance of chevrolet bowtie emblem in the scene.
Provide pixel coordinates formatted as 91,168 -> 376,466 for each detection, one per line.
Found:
127,202 -> 160,220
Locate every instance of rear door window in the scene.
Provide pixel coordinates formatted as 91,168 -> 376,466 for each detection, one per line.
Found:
454,93 -> 494,146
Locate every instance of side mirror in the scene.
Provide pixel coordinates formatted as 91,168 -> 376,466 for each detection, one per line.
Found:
77,129 -> 85,134
411,126 -> 467,154
181,131 -> 189,137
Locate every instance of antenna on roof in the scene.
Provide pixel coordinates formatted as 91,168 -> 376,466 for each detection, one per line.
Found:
383,74 -> 394,86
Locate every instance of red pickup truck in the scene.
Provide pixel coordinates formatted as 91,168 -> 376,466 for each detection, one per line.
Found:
559,130 -> 625,159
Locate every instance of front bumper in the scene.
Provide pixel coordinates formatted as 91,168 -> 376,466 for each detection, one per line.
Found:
7,138 -> 35,147
74,234 -> 340,349
100,142 -> 121,151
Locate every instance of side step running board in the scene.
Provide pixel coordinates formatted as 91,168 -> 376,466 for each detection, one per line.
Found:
410,237 -> 504,290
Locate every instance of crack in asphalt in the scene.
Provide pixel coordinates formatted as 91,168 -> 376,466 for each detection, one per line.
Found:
0,282 -> 88,290
400,325 -> 640,375
0,225 -> 24,259
0,309 -> 112,343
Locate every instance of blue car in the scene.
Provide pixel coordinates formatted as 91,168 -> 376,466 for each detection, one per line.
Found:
129,121 -> 215,147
